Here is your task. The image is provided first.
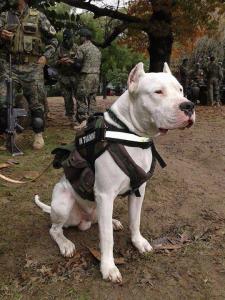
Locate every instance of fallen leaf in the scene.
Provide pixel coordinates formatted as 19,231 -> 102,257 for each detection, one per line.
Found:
179,231 -> 191,243
88,247 -> 126,265
7,159 -> 19,165
151,236 -> 170,247
23,171 -> 40,180
0,163 -> 11,169
153,243 -> 182,250
65,253 -> 81,268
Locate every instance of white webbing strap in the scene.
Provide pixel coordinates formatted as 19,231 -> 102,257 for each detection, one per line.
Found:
105,131 -> 150,143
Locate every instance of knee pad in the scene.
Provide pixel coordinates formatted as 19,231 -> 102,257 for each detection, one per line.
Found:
31,110 -> 45,133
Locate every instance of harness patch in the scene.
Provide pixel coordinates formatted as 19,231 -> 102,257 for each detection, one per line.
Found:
78,131 -> 96,146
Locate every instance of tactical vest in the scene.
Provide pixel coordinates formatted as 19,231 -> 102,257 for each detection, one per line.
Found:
52,114 -> 166,201
5,8 -> 44,59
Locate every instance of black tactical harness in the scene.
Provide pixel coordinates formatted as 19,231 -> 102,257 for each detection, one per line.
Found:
52,111 -> 166,201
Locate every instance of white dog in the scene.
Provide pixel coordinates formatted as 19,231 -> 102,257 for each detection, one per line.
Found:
35,62 -> 195,283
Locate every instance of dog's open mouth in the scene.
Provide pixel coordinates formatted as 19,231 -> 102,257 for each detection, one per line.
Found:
158,128 -> 168,134
158,119 -> 194,134
186,119 -> 194,128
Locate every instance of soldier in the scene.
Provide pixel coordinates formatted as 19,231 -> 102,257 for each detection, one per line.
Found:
179,58 -> 189,97
55,28 -> 78,126
191,62 -> 204,84
206,56 -> 223,106
74,28 -> 101,129
0,0 -> 58,149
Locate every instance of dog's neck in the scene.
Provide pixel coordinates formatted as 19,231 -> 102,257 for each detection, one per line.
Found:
104,91 -> 148,136
104,91 -> 157,137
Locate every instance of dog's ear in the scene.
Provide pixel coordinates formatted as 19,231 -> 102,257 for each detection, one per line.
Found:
128,62 -> 145,94
163,62 -> 172,74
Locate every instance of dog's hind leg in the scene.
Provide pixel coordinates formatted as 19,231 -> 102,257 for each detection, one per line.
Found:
128,184 -> 153,254
49,180 -> 80,258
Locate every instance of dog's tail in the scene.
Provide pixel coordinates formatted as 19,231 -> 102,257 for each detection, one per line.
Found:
34,195 -> 51,214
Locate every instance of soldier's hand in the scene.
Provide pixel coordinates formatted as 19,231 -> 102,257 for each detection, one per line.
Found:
59,57 -> 73,64
0,30 -> 14,40
64,58 -> 74,64
37,56 -> 47,66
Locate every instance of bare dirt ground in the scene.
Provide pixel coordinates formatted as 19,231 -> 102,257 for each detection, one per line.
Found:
0,97 -> 225,300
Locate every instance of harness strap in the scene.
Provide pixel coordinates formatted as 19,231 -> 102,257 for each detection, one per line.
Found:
107,142 -> 164,197
151,143 -> 167,168
108,143 -> 150,196
105,131 -> 152,149
107,109 -> 130,132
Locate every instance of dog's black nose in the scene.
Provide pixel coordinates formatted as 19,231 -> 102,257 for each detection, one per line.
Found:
179,101 -> 195,117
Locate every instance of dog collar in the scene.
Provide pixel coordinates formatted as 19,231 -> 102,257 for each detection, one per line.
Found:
106,109 -> 131,132
106,109 -> 152,148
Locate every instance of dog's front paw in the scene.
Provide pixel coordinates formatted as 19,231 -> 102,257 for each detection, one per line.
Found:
112,219 -> 123,231
101,263 -> 122,283
59,240 -> 76,258
132,235 -> 153,254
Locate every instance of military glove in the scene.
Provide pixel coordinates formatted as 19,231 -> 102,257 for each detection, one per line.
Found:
38,56 -> 47,66
0,29 -> 14,41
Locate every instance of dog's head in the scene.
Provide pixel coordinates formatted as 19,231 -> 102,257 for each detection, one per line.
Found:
127,62 -> 195,136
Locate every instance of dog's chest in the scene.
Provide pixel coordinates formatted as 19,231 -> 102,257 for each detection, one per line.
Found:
125,146 -> 153,172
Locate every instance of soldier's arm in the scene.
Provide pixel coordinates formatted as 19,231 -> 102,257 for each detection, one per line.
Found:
39,12 -> 58,61
0,12 -> 13,41
0,12 -> 6,33
72,46 -> 84,71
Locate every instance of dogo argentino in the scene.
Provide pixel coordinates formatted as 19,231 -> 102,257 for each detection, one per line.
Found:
35,62 -> 195,283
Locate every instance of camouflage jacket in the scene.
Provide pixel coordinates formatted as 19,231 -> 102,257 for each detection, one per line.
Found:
76,40 -> 101,74
0,4 -> 58,60
55,43 -> 78,76
206,62 -> 223,80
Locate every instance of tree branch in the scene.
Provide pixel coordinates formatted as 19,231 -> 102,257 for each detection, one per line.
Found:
58,0 -> 144,24
95,22 -> 128,48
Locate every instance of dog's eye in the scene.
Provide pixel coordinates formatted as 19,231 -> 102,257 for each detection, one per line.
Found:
155,90 -> 163,94
180,88 -> 183,92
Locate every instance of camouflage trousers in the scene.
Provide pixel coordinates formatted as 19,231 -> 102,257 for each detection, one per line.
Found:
75,73 -> 99,122
207,77 -> 220,105
0,61 -> 45,111
0,60 -> 45,132
58,75 -> 77,117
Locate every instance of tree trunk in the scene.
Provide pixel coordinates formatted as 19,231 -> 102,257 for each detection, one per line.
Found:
148,32 -> 173,72
148,0 -> 174,72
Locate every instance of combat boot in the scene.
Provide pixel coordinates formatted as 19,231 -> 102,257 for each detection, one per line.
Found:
33,133 -> 45,150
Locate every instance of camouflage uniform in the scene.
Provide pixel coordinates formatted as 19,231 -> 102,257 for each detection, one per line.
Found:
0,4 -> 58,133
179,59 -> 189,97
191,64 -> 204,84
206,61 -> 223,105
75,40 -> 101,122
56,43 -> 78,117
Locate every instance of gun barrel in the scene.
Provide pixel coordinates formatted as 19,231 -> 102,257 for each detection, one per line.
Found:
5,54 -> 26,156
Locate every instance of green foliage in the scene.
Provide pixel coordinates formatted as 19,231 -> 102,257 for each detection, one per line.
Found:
80,13 -> 148,87
102,44 -> 148,87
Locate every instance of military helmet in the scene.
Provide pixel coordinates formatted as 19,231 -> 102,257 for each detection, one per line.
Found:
63,28 -> 73,40
78,28 -> 92,39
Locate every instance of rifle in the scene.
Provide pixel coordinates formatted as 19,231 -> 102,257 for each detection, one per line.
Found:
5,54 -> 27,156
